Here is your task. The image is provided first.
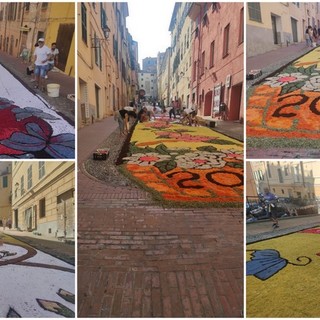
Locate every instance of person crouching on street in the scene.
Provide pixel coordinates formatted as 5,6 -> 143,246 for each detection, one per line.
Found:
33,38 -> 51,91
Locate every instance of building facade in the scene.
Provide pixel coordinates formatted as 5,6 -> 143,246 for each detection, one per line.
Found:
248,161 -> 320,200
138,71 -> 157,101
169,2 -> 193,109
0,2 -> 75,76
0,163 -> 12,227
142,57 -> 157,73
247,2 -> 320,57
78,2 -> 139,127
188,2 -> 244,121
157,48 -> 171,107
11,161 -> 75,240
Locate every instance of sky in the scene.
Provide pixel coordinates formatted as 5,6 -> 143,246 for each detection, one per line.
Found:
126,1 -> 176,67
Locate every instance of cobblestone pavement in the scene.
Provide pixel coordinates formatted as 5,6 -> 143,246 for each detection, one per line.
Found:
246,214 -> 320,244
77,117 -> 244,317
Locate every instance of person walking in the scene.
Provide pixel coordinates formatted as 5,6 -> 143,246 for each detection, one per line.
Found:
262,187 -> 279,229
33,38 -> 51,91
305,27 -> 312,47
46,42 -> 59,79
169,100 -> 176,119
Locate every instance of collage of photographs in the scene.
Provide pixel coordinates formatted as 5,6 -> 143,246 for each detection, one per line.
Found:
0,1 -> 319,318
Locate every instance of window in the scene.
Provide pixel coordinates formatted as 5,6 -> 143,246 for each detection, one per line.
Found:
2,176 -> 8,188
223,24 -> 230,58
248,3 -> 262,22
39,198 -> 46,218
39,161 -> 45,179
94,33 -> 102,69
278,168 -> 284,183
21,176 -> 25,195
27,165 -> 32,189
81,3 -> 87,44
267,163 -> 272,178
201,51 -> 205,75
209,41 -> 215,67
239,8 -> 244,44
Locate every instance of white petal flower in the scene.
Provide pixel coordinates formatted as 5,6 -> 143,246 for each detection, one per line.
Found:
264,72 -> 309,87
175,151 -> 226,169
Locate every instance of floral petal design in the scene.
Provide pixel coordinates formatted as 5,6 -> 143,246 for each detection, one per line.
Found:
302,75 -> 320,92
12,107 -> 60,121
123,152 -> 171,166
175,151 -> 226,169
0,132 -> 46,151
247,249 -> 287,280
264,72 -> 309,88
45,134 -> 75,158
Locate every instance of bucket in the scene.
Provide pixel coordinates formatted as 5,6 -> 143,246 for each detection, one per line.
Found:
47,83 -> 60,97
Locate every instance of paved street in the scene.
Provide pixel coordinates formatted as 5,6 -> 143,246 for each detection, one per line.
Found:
0,50 -> 75,159
0,231 -> 75,318
247,214 -> 320,243
78,118 -> 243,317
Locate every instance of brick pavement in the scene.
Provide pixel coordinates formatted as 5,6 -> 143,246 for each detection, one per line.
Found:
77,118 -> 244,317
0,49 -> 75,123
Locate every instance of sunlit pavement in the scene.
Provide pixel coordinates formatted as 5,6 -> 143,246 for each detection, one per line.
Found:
0,232 -> 75,318
77,117 -> 243,317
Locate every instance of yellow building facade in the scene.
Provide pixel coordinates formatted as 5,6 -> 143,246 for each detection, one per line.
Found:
0,163 -> 12,227
247,2 -> 320,57
78,2 -> 138,127
12,161 -> 75,240
248,161 -> 320,201
0,2 -> 75,76
169,3 -> 193,107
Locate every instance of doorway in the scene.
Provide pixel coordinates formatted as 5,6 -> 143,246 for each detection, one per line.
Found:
291,18 -> 298,43
229,83 -> 243,121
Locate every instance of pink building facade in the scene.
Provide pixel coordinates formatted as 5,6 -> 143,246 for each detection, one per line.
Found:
189,2 -> 244,121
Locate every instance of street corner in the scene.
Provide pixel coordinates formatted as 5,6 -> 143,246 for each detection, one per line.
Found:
0,232 -> 75,318
246,226 -> 320,317
0,65 -> 75,159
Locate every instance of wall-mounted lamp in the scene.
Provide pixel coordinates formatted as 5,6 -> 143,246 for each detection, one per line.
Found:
91,26 -> 110,48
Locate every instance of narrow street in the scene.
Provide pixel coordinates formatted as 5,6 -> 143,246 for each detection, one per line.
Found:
0,51 -> 75,159
0,231 -> 75,318
77,117 -> 243,317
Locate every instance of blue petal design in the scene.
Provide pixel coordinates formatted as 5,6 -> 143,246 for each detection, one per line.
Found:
12,107 -> 59,121
45,133 -> 75,158
247,249 -> 288,280
0,132 -> 46,151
